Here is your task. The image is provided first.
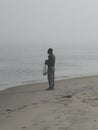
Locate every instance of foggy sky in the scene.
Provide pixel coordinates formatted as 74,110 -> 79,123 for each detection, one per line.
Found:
0,0 -> 98,45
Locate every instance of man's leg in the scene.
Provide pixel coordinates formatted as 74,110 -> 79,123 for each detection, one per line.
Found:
47,68 -> 52,90
47,67 -> 55,90
51,67 -> 55,89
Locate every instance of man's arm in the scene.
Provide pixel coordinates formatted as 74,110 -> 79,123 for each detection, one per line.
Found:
45,59 -> 48,65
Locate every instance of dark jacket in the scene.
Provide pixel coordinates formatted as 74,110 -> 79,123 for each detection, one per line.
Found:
45,54 -> 55,68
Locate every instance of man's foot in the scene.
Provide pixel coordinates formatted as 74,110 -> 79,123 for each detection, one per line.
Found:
46,88 -> 51,90
51,87 -> 55,90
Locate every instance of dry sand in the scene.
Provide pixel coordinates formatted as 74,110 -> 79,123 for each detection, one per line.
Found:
0,76 -> 98,130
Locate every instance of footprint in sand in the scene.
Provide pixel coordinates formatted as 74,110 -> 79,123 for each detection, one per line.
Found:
59,127 -> 68,130
21,126 -> 27,130
32,122 -> 39,126
43,126 -> 49,130
32,103 -> 39,105
18,105 -> 27,110
56,115 -> 61,120
40,120 -> 45,123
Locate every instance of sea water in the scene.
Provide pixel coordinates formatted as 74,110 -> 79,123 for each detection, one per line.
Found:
0,43 -> 98,90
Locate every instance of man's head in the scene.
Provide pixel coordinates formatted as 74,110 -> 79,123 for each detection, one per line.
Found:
47,48 -> 53,54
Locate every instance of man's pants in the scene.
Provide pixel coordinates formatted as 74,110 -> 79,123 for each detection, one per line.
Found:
47,67 -> 55,89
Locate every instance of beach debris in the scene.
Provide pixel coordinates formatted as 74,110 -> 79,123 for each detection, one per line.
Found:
6,109 -> 12,112
5,108 -> 13,114
62,95 -> 72,98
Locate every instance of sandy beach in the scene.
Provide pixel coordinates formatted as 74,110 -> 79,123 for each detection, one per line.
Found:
0,76 -> 98,130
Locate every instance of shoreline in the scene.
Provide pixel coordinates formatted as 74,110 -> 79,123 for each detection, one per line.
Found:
1,74 -> 98,92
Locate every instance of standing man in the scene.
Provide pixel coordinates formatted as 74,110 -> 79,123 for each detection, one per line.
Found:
45,48 -> 55,90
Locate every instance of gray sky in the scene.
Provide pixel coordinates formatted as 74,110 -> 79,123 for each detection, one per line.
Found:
0,0 -> 98,45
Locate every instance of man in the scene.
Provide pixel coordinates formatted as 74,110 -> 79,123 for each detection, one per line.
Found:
45,48 -> 55,90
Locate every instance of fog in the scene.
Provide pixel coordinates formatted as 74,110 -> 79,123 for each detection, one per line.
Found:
0,0 -> 98,46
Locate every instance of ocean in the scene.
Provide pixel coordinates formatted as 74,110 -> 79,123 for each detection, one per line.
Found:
0,43 -> 98,90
